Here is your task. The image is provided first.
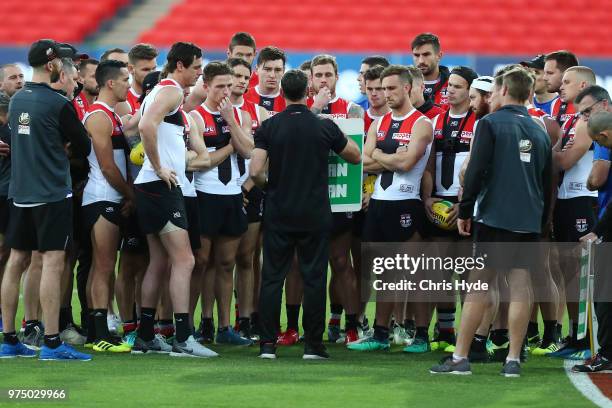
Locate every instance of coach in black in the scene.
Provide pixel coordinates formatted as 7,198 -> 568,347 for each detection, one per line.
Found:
431,67 -> 552,377
0,39 -> 91,360
250,70 -> 361,359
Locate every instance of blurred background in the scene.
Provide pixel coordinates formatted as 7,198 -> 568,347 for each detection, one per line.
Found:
1,0 -> 612,99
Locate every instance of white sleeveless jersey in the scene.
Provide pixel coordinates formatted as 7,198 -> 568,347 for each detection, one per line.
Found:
179,110 -> 197,198
192,103 -> 245,195
371,109 -> 432,201
82,101 -> 128,205
134,78 -> 186,186
558,115 -> 597,199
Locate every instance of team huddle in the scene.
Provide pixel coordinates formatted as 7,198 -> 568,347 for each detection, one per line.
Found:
0,31 -> 610,377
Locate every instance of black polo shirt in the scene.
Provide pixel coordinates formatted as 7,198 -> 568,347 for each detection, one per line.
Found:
254,104 -> 347,232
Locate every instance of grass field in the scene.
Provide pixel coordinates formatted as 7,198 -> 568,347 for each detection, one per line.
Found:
0,287 -> 597,407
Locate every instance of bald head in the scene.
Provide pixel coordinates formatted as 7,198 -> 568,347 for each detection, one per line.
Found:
588,111 -> 612,148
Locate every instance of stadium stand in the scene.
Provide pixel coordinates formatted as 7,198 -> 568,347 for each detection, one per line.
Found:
0,0 -> 129,44
138,0 -> 612,55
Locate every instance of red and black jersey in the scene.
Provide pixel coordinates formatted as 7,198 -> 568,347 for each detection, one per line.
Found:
551,99 -> 575,125
433,110 -> 476,154
375,109 -> 428,192
244,86 -> 285,115
306,96 -> 354,119
126,87 -> 141,115
236,99 -> 261,134
418,99 -> 446,121
85,101 -> 128,151
423,66 -> 450,111
193,104 -> 245,183
72,91 -> 89,121
364,109 -> 384,133
248,72 -> 259,89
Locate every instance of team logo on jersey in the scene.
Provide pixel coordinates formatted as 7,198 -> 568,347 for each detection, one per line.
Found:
575,218 -> 588,233
215,116 -> 223,123
222,125 -> 231,133
76,98 -> 84,107
376,130 -> 386,141
262,100 -> 272,107
18,112 -> 30,135
519,139 -> 532,152
105,206 -> 114,213
400,213 -> 412,228
392,122 -> 400,128
173,211 -> 182,219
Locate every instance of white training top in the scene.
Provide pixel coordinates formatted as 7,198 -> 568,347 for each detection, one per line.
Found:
134,78 -> 186,186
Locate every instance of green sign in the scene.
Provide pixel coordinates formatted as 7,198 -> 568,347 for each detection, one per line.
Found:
329,118 -> 363,213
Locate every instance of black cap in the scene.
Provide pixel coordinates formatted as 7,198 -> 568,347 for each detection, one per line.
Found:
138,71 -> 161,104
58,43 -> 89,61
450,66 -> 479,87
28,39 -> 74,67
520,54 -> 545,70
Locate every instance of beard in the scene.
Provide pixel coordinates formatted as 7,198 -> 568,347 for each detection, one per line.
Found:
476,103 -> 490,119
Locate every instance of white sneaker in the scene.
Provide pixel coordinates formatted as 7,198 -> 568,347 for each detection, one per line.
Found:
107,314 -> 121,335
170,335 -> 218,358
60,325 -> 86,345
393,325 -> 409,346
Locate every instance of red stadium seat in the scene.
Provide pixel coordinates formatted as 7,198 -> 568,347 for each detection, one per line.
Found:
134,0 -> 612,56
0,0 -> 128,45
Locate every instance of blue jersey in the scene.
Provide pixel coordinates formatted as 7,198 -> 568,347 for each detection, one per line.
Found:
534,95 -> 558,116
594,142 -> 612,219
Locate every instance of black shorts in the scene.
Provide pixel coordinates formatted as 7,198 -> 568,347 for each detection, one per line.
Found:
331,212 -> 353,238
352,209 -> 366,238
553,197 -> 597,242
134,181 -> 188,235
184,196 -> 201,250
121,211 -> 148,253
363,198 -> 424,242
473,222 -> 540,270
81,201 -> 124,235
6,198 -> 73,251
244,186 -> 264,224
198,192 -> 247,237
0,196 -> 9,234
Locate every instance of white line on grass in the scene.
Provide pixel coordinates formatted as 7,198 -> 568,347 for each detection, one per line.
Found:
564,360 -> 612,408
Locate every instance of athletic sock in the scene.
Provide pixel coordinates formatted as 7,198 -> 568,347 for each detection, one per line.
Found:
373,325 -> 389,342
44,333 -> 61,349
137,307 -> 156,342
237,317 -> 250,333
59,307 -> 72,332
527,321 -> 539,338
416,327 -> 429,342
201,317 -> 214,335
555,323 -> 563,342
3,331 -> 18,345
490,329 -> 509,346
345,314 -> 358,330
505,357 -> 520,364
86,309 -> 96,343
132,303 -> 138,322
542,320 -> 556,345
437,308 -> 455,331
329,304 -> 342,325
570,321 -> 578,344
93,309 -> 110,341
471,334 -> 488,352
174,313 -> 190,343
452,353 -> 467,362
286,304 -> 300,330
24,320 -> 41,337
123,320 -> 137,334
403,319 -> 415,332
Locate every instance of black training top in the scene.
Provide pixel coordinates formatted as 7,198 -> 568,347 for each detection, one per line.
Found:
460,105 -> 552,234
0,124 -> 10,196
8,82 -> 90,204
254,104 -> 348,232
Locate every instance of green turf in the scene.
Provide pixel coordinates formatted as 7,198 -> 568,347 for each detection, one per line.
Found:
0,343 -> 594,408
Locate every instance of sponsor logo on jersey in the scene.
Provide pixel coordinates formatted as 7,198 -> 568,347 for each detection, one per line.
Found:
18,112 -> 30,134
519,139 -> 533,152
392,132 -> 411,142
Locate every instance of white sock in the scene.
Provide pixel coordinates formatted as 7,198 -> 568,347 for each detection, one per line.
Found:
506,357 -> 520,364
452,354 -> 467,363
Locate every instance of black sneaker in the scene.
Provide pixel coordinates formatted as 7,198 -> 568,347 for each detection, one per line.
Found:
303,343 -> 329,360
259,343 -> 277,359
572,353 -> 612,373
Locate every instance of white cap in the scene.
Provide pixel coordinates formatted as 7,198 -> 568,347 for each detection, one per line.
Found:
471,76 -> 494,93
